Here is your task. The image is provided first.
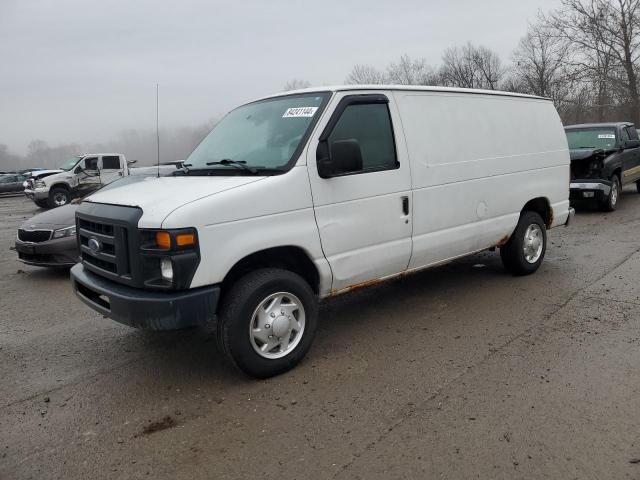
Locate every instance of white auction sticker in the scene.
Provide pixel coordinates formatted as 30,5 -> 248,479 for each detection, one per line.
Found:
283,107 -> 318,118
598,134 -> 615,139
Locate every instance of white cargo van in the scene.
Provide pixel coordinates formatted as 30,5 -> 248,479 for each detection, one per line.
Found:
71,86 -> 573,377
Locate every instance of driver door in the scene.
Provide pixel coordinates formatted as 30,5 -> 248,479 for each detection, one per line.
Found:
307,92 -> 413,292
77,156 -> 101,194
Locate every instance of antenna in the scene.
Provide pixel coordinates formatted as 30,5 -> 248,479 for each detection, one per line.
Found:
156,83 -> 160,177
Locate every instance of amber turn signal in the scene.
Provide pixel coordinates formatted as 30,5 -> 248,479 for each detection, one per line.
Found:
176,233 -> 196,247
155,231 -> 171,249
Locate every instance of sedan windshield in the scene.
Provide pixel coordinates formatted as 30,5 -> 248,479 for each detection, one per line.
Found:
184,93 -> 330,174
59,156 -> 82,171
565,128 -> 618,150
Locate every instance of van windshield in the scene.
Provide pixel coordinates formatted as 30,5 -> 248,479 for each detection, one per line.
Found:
183,93 -> 330,175
565,128 -> 618,150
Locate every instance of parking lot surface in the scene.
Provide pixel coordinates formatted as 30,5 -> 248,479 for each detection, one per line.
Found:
2,192 -> 640,479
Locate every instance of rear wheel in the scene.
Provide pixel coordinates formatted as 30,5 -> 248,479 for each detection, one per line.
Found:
500,211 -> 547,276
48,188 -> 70,208
600,174 -> 620,212
217,268 -> 318,378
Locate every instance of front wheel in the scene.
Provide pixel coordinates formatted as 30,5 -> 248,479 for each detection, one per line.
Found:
600,174 -> 620,212
217,268 -> 318,378
635,179 -> 640,194
48,188 -> 70,208
500,211 -> 547,276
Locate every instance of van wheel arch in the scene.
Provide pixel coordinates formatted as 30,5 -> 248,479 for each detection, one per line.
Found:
521,197 -> 552,228
221,246 -> 321,302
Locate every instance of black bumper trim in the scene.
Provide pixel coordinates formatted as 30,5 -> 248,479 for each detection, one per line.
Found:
71,264 -> 219,330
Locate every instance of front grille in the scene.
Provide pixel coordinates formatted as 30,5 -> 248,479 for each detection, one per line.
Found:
76,203 -> 142,287
18,229 -> 52,243
78,218 -> 127,277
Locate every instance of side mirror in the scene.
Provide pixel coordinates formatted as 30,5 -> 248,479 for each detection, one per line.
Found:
625,139 -> 640,149
74,165 -> 83,174
317,139 -> 363,178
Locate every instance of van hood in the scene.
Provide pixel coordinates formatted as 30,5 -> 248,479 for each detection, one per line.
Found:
84,175 -> 266,223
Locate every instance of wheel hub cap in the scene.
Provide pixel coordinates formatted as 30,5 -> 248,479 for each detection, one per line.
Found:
249,292 -> 306,359
523,224 -> 543,264
271,315 -> 290,338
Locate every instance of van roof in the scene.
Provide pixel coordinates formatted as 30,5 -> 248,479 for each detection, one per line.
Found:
260,85 -> 549,102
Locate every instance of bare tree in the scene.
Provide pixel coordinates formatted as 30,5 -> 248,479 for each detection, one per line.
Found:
440,43 -> 505,90
512,24 -> 572,105
283,79 -> 311,91
545,0 -> 640,123
344,64 -> 387,84
385,54 -> 437,85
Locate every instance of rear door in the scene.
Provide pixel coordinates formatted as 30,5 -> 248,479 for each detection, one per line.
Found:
99,155 -> 124,185
307,92 -> 412,292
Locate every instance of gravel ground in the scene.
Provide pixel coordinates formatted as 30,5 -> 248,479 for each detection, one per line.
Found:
1,191 -> 640,479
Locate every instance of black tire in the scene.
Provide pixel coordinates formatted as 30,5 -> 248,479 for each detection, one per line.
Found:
600,174 -> 620,212
35,199 -> 48,209
500,211 -> 547,276
636,179 -> 640,194
48,187 -> 70,208
217,268 -> 318,378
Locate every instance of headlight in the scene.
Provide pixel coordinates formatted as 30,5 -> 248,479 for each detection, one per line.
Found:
35,180 -> 46,188
160,258 -> 174,281
52,225 -> 76,239
139,228 -> 200,289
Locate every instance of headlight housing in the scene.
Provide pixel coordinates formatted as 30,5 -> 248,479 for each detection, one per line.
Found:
138,228 -> 200,289
52,225 -> 76,239
35,180 -> 46,188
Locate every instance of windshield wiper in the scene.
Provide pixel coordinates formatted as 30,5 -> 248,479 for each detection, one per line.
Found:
206,159 -> 258,174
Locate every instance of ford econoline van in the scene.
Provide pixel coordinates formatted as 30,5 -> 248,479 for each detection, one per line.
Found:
71,86 -> 574,378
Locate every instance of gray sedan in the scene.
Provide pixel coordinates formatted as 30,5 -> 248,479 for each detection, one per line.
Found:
15,204 -> 78,267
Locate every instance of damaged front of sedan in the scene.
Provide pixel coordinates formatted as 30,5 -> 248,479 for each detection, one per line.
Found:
565,122 -> 640,211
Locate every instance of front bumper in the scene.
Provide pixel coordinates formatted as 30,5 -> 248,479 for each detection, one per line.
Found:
15,237 -> 78,267
24,188 -> 49,201
570,179 -> 611,201
70,264 -> 219,330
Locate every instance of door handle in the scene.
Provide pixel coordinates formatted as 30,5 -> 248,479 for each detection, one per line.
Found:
402,196 -> 409,215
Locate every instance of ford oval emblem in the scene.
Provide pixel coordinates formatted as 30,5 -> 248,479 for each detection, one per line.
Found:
88,237 -> 101,253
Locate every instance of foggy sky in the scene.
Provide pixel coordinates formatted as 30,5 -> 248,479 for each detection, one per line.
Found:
1,0 -> 560,154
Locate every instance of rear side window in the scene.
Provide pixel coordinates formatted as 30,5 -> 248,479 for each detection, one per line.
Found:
627,126 -> 638,140
621,127 -> 630,142
102,156 -> 120,169
328,103 -> 397,172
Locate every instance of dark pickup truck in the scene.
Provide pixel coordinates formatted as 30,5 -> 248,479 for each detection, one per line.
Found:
565,122 -> 640,211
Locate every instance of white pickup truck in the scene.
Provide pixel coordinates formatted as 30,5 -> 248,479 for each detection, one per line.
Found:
25,153 -> 130,208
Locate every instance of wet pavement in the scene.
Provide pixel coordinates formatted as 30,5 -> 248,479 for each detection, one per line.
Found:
1,191 -> 640,479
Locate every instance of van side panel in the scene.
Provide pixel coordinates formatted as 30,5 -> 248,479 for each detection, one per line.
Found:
393,91 -> 569,270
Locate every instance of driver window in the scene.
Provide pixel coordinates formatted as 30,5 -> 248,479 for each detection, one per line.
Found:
327,103 -> 397,173
84,157 -> 98,170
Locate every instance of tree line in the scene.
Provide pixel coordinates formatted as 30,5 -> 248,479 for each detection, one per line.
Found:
340,0 -> 640,127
